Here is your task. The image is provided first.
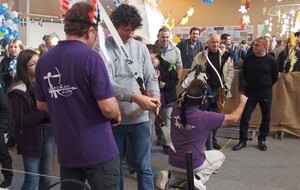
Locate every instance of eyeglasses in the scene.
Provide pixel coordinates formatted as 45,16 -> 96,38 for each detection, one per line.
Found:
27,61 -> 37,67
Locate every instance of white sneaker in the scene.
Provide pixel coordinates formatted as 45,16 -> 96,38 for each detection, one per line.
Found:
156,170 -> 170,190
194,175 -> 206,190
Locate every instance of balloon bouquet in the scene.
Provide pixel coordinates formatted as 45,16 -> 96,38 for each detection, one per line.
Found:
0,3 -> 19,46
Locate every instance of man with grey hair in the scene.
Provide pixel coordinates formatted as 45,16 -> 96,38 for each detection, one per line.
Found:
42,33 -> 60,49
192,33 -> 234,151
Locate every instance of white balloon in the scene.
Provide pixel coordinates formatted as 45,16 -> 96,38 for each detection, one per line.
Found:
2,3 -> 8,9
10,11 -> 18,19
6,19 -> 13,26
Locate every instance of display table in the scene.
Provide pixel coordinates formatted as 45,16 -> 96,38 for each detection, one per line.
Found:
179,69 -> 300,138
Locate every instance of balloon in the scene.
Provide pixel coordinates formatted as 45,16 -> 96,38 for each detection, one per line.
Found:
0,5 -> 7,14
5,19 -> 14,27
2,3 -> 8,9
3,34 -> 9,42
3,12 -> 9,19
13,17 -> 19,24
12,30 -> 19,38
0,25 -> 6,33
10,11 -> 18,18
6,27 -> 11,35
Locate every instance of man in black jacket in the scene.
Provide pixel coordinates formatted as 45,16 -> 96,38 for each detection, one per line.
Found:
232,37 -> 278,151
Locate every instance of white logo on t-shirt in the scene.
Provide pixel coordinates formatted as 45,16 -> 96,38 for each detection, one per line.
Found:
43,67 -> 77,98
174,116 -> 195,130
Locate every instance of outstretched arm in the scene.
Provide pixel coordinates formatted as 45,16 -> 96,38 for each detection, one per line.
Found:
222,94 -> 247,126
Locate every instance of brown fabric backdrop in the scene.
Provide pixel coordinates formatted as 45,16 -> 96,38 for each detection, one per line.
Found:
179,69 -> 300,137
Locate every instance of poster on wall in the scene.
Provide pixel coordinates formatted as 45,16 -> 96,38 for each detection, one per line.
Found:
173,25 -> 254,44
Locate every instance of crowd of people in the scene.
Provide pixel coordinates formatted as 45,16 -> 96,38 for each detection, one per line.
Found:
0,1 -> 298,190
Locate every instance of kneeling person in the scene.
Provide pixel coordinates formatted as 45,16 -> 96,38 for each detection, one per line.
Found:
156,79 -> 247,190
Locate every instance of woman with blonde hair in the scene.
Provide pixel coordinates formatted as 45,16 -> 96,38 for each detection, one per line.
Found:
0,38 -> 24,147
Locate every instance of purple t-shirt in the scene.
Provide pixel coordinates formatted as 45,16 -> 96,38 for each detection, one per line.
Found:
169,106 -> 224,169
35,40 -> 118,167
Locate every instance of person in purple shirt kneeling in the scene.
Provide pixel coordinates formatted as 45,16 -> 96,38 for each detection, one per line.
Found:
156,79 -> 247,190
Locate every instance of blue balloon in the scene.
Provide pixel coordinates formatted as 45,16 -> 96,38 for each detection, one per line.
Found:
0,5 -> 7,15
13,18 -> 19,24
3,34 -> 10,42
4,12 -> 9,19
7,27 -> 11,34
12,30 -> 19,38
0,25 -> 6,33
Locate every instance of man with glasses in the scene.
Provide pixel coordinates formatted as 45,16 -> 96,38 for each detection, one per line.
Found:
232,37 -> 278,151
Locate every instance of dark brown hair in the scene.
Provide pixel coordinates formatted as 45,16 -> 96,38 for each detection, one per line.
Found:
14,49 -> 39,96
64,2 -> 96,37
110,4 -> 142,30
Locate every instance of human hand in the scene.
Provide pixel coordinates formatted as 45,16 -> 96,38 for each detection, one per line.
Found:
132,93 -> 160,112
239,94 -> 248,105
111,113 -> 121,126
9,70 -> 14,77
159,81 -> 165,89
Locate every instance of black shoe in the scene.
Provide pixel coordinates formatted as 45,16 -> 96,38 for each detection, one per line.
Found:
258,141 -> 267,151
232,141 -> 247,151
162,145 -> 169,155
0,179 -> 11,189
5,138 -> 15,148
213,143 -> 222,150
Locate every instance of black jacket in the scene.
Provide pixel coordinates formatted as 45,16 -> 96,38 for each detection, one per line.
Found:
8,82 -> 48,157
0,56 -> 15,89
0,77 -> 9,131
158,56 -> 179,104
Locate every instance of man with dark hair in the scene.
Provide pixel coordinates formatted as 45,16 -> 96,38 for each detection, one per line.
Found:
104,4 -> 160,190
232,37 -> 278,151
35,2 -> 121,189
220,33 -> 234,59
176,27 -> 205,68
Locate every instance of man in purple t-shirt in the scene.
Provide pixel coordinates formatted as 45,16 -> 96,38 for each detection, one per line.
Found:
35,2 -> 121,190
156,79 -> 247,190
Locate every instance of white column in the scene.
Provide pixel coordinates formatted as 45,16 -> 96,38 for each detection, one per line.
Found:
18,0 -> 29,46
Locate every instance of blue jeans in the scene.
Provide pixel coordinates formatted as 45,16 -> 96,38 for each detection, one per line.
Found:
239,89 -> 273,142
112,122 -> 154,190
205,88 -> 220,150
21,124 -> 55,190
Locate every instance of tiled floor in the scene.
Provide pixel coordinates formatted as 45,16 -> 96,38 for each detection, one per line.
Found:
4,131 -> 300,190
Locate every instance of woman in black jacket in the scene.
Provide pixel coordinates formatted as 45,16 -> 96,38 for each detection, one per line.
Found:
8,49 -> 55,190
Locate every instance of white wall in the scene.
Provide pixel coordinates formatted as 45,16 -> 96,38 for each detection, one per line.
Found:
26,21 -> 65,49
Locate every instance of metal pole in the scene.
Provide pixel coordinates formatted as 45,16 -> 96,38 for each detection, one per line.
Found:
185,151 -> 194,190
